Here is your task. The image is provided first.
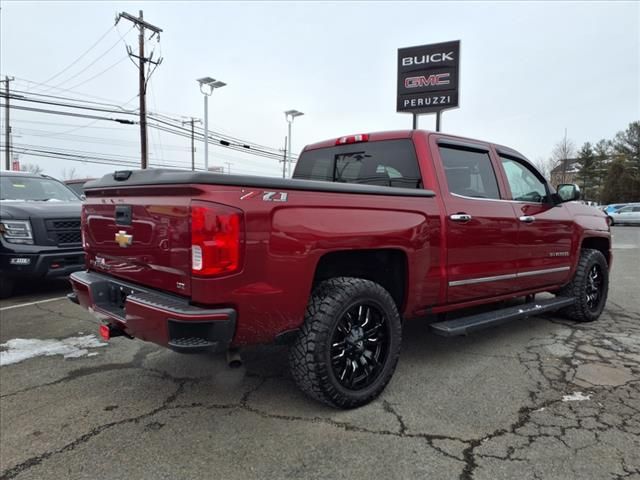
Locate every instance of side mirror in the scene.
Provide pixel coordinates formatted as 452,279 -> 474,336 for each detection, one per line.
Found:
80,194 -> 86,201
556,184 -> 581,202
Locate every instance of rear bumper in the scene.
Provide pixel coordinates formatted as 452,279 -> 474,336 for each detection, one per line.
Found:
69,270 -> 236,353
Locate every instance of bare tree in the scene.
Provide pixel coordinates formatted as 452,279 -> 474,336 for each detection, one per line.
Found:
61,167 -> 77,180
532,156 -> 553,181
550,130 -> 576,184
20,163 -> 43,175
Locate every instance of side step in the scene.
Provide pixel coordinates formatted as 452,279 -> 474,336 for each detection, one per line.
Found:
430,297 -> 575,337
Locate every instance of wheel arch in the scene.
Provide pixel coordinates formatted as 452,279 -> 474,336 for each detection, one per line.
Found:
312,249 -> 408,313
580,235 -> 611,266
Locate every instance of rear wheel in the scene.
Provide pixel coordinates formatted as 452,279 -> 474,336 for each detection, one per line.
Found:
558,249 -> 608,322
289,277 -> 402,409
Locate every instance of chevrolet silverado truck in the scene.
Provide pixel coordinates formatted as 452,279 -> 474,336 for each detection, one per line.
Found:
1,171 -> 85,298
69,130 -> 611,408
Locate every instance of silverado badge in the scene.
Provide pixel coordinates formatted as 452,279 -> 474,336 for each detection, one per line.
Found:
115,230 -> 132,248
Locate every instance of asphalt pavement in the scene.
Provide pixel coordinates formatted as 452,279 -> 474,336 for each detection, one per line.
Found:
1,227 -> 639,480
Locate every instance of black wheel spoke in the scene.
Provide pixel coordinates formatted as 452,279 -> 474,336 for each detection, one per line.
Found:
330,301 -> 390,391
585,264 -> 603,310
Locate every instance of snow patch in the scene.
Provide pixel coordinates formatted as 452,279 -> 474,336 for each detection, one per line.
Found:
0,335 -> 107,366
562,391 -> 592,402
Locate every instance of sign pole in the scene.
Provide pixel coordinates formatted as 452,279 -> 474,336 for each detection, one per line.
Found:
412,114 -> 418,130
436,111 -> 441,132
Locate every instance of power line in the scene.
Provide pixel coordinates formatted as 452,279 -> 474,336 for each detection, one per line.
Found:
8,84 -> 290,159
32,25 -> 115,88
8,93 -> 138,116
0,103 -> 137,123
64,55 -> 129,91
38,28 -> 134,92
13,76 -> 134,106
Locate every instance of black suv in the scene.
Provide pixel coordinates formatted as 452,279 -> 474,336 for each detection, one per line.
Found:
0,171 -> 85,298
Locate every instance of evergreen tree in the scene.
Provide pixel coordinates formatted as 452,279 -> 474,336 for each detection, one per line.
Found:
612,121 -> 640,170
608,121 -> 640,201
576,142 -> 596,200
592,139 -> 611,202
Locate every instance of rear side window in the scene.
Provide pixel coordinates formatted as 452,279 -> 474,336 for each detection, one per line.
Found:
293,139 -> 422,188
438,146 -> 500,199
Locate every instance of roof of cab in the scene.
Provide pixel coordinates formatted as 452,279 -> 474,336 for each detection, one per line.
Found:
301,129 -> 528,160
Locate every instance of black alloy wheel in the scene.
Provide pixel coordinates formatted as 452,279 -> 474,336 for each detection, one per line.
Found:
330,302 -> 390,390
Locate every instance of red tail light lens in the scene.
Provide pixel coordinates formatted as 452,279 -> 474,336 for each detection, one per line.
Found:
191,202 -> 243,277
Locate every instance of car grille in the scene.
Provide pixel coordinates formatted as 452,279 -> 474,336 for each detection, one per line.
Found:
45,218 -> 82,246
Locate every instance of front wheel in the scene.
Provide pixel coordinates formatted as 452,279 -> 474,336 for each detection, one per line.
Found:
289,277 -> 402,409
558,249 -> 609,322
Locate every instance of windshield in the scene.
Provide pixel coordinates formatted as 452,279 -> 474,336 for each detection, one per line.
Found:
0,176 -> 80,202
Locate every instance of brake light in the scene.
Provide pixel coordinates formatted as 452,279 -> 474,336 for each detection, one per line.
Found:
191,202 -> 243,277
336,134 -> 369,145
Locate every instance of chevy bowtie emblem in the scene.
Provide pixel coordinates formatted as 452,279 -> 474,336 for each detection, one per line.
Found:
115,230 -> 133,248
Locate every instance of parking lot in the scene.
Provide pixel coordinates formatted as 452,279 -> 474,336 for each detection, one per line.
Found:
1,226 -> 638,480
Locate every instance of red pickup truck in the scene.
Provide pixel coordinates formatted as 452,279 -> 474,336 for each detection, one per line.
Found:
69,130 -> 611,408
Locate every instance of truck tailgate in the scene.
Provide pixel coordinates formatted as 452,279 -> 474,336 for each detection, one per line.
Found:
84,195 -> 191,296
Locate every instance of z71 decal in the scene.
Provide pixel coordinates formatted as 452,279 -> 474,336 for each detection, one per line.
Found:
240,190 -> 288,202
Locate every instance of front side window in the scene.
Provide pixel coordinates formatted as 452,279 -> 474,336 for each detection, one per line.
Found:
293,139 -> 422,188
438,146 -> 500,199
500,157 -> 548,203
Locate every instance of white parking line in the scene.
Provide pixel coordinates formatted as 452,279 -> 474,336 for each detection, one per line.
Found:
0,297 -> 67,312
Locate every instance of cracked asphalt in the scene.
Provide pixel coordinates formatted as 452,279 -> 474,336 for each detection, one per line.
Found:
1,226 -> 639,480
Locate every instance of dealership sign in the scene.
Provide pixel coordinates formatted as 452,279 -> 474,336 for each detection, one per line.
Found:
397,40 -> 460,114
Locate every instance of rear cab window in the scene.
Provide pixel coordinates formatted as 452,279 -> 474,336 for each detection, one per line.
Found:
293,139 -> 422,189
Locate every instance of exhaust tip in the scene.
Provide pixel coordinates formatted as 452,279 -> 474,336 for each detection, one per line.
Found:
226,348 -> 242,368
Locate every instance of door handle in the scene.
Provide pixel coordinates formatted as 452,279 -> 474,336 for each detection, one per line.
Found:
519,215 -> 536,223
450,214 -> 472,222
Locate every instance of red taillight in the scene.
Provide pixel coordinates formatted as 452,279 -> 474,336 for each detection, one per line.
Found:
99,324 -> 110,341
191,202 -> 243,277
336,134 -> 369,145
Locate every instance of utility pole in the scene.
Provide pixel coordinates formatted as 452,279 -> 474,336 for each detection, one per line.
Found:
181,117 -> 201,170
1,76 -> 14,170
224,162 -> 232,174
280,136 -> 287,178
116,10 -> 163,169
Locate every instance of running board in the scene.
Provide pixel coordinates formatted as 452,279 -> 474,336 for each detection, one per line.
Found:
430,297 -> 575,337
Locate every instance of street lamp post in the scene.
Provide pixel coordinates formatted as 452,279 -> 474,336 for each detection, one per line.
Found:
197,77 -> 226,171
284,109 -> 304,177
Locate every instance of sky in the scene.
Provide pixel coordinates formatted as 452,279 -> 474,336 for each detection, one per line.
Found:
1,0 -> 638,180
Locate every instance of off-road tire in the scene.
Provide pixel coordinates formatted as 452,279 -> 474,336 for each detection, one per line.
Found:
558,248 -> 609,322
289,277 -> 402,409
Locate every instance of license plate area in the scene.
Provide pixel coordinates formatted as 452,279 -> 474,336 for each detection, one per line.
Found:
90,279 -> 148,320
